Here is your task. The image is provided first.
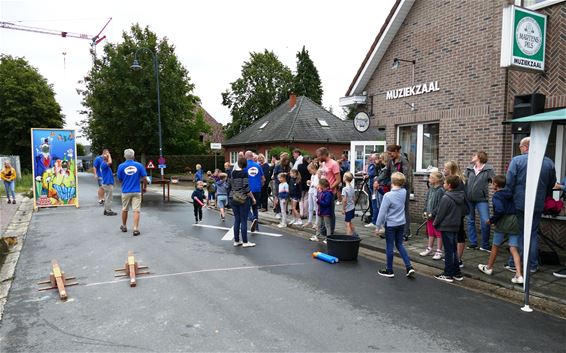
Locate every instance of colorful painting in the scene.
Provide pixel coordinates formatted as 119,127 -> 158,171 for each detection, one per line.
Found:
31,128 -> 79,209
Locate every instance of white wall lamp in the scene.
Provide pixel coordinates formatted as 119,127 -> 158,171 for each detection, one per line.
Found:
392,58 -> 416,85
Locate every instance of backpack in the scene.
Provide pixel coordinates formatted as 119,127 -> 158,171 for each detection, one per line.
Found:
207,178 -> 217,193
543,196 -> 564,217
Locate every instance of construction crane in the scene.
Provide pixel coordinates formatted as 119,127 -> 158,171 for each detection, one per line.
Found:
0,17 -> 112,58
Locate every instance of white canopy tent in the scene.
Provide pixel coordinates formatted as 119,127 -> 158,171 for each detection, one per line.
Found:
507,108 -> 566,312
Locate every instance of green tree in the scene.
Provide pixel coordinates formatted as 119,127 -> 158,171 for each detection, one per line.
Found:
0,55 -> 64,170
76,143 -> 86,156
79,24 -> 207,161
222,50 -> 293,139
293,46 -> 323,105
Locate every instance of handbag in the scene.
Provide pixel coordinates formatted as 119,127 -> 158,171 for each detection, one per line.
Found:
494,214 -> 520,234
232,190 -> 248,205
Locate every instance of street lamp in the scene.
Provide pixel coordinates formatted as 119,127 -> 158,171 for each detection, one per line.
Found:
130,47 -> 163,180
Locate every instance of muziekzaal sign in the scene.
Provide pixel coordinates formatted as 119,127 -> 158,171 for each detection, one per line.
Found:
500,5 -> 547,72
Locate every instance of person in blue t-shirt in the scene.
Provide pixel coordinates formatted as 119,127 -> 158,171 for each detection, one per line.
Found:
245,151 -> 265,232
100,150 -> 117,216
117,148 -> 147,236
92,149 -> 108,205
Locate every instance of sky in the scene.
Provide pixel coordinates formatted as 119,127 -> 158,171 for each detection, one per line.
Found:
0,0 -> 395,144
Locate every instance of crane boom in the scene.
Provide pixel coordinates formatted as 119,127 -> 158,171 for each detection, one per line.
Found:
0,21 -> 93,40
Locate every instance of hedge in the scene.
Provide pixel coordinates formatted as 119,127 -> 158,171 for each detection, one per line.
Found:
145,154 -> 225,175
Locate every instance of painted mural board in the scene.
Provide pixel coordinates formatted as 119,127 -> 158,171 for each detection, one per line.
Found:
31,128 -> 79,209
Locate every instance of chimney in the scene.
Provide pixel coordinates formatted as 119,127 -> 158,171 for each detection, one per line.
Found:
289,94 -> 297,109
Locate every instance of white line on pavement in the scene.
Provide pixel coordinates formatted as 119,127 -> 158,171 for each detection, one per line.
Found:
84,262 -> 307,287
194,223 -> 283,237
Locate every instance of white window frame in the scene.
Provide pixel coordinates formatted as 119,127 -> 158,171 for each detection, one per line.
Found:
517,0 -> 566,10
349,140 -> 386,174
553,125 -> 565,199
230,151 -> 238,164
397,122 -> 439,173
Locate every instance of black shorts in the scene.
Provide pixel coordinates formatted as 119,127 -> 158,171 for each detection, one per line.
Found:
344,209 -> 355,222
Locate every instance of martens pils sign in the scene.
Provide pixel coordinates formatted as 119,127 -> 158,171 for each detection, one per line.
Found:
500,5 -> 547,72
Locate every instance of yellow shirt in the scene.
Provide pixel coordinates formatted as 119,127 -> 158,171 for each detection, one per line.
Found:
0,167 -> 16,182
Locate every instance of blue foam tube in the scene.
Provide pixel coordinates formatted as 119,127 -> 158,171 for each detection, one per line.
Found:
312,252 -> 339,264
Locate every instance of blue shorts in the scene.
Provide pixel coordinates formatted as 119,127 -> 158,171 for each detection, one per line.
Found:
493,231 -> 520,247
217,195 -> 228,208
344,209 -> 355,222
97,177 -> 103,187
208,192 -> 215,200
291,195 -> 301,202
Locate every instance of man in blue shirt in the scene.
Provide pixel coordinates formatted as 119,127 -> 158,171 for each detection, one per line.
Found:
505,137 -> 556,273
92,149 -> 108,205
117,149 -> 148,236
245,150 -> 265,232
100,150 -> 116,216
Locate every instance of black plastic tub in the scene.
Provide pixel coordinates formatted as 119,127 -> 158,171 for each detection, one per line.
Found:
326,234 -> 361,261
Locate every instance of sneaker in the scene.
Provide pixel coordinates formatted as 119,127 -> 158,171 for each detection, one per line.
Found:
275,213 -> 282,219
406,267 -> 415,277
479,247 -> 491,253
511,276 -> 524,284
504,265 -> 517,273
242,242 -> 256,248
277,223 -> 287,228
250,219 -> 258,232
459,260 -> 464,268
403,234 -> 412,241
552,268 -> 566,278
432,250 -> 443,260
530,268 -> 538,274
120,225 -> 128,232
12,200 -> 15,204
233,241 -> 243,247
309,235 -> 320,242
294,220 -> 303,226
419,248 -> 433,256
195,219 -> 200,224
478,264 -> 493,275
375,228 -> 385,235
434,273 -> 454,283
322,240 -> 327,244
453,274 -> 464,281
467,244 -> 478,250
132,230 -> 140,236
98,199 -> 104,205
378,269 -> 394,278
7,199 -> 11,204
104,210 -> 117,216
221,217 -> 225,222
364,223 -> 376,228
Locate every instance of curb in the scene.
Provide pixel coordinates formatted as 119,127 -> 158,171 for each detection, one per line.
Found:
0,197 -> 34,321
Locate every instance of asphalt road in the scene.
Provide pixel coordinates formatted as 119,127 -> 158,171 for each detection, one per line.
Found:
0,174 -> 564,352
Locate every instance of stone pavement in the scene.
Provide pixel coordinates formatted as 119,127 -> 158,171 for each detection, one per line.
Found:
150,181 -> 566,317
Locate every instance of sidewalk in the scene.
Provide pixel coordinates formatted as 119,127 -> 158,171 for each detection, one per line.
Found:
150,182 -> 566,316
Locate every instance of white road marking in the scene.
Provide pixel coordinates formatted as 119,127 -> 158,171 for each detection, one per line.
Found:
222,227 -> 234,241
194,223 -> 283,237
84,262 -> 307,287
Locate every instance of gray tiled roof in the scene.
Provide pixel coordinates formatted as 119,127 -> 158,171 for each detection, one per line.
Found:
224,96 -> 383,146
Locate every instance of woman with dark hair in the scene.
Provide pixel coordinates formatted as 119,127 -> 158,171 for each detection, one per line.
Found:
378,144 -> 412,240
273,152 -> 291,219
229,157 -> 256,248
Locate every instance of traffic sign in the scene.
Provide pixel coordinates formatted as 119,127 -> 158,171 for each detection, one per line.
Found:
210,143 -> 222,150
146,160 -> 155,169
158,156 -> 166,165
158,164 -> 167,169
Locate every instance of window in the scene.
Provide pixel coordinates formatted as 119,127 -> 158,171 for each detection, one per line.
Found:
230,151 -> 238,164
317,119 -> 329,127
519,0 -> 565,10
397,123 -> 439,173
259,121 -> 269,129
350,141 -> 386,174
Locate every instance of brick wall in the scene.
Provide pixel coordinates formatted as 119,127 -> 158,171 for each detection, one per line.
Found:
362,0 -> 512,221
224,142 -> 350,163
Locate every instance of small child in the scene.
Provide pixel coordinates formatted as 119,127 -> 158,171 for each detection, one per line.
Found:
289,169 -> 302,226
478,175 -> 523,284
277,173 -> 289,228
216,173 -> 229,222
304,163 -> 320,229
191,181 -> 206,223
341,172 -> 356,236
311,178 -> 333,242
433,175 -> 468,283
419,171 -> 445,260
206,171 -> 216,208
375,172 -> 415,278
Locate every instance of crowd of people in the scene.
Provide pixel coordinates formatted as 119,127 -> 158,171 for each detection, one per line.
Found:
88,140 -> 565,281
